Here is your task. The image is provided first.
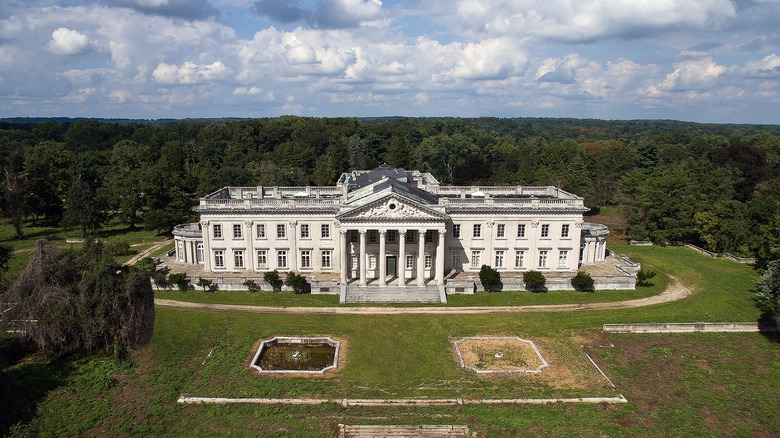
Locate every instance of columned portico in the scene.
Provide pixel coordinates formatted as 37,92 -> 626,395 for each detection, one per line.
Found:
337,225 -> 446,288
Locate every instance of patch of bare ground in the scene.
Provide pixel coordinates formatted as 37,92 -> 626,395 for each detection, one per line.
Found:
456,337 -> 544,372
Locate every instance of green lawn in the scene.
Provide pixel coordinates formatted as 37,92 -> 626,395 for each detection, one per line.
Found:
3,245 -> 778,437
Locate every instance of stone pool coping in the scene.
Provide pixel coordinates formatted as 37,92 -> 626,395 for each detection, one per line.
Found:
250,336 -> 341,374
453,336 -> 549,374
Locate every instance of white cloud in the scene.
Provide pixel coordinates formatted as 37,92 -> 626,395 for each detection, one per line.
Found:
48,27 -> 90,54
659,53 -> 726,91
152,61 -> 231,84
740,53 -> 780,77
453,0 -> 736,42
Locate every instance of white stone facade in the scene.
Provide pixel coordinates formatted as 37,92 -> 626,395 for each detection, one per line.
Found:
173,166 -> 609,287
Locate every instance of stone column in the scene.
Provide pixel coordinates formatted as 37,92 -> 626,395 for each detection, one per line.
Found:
436,229 -> 446,285
485,221 -> 494,269
379,230 -> 387,287
245,221 -> 254,270
339,230 -> 348,285
289,221 -> 298,271
417,229 -> 426,286
201,221 -> 211,271
398,230 -> 406,287
359,230 -> 367,286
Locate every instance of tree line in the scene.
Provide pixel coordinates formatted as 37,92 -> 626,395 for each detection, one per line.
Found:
2,116 -> 780,264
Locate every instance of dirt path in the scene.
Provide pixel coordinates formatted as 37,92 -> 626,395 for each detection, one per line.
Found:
124,238 -> 173,266
154,277 -> 691,315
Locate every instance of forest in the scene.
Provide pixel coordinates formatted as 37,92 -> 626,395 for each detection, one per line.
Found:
2,116 -> 780,265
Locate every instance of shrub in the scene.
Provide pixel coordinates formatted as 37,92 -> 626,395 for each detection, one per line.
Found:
168,273 -> 188,291
196,278 -> 212,291
479,265 -> 501,291
571,271 -> 595,292
133,257 -> 156,277
636,268 -> 657,287
285,271 -> 310,294
523,270 -> 546,292
152,270 -> 170,290
243,279 -> 258,292
263,270 -> 282,292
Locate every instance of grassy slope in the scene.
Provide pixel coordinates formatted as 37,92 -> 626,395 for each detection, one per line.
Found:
4,245 -> 778,437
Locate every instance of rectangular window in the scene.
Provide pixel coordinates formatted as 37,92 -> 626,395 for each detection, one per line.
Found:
369,255 -> 377,270
538,250 -> 548,268
406,254 -> 414,270
497,224 -> 505,238
277,250 -> 287,268
277,224 -> 286,239
515,250 -> 525,268
425,254 -> 432,269
561,224 -> 570,238
321,250 -> 332,268
256,224 -> 265,238
559,250 -> 569,267
233,224 -> 242,239
453,224 -> 460,238
425,230 -> 434,243
301,250 -> 311,268
471,250 -> 482,268
451,250 -> 461,269
368,230 -> 378,243
300,224 -> 309,238
473,224 -> 482,238
214,250 -> 224,268
196,243 -> 204,264
387,230 -> 397,243
541,224 -> 550,238
321,224 -> 330,238
234,250 -> 244,268
350,230 -> 359,243
517,224 -> 526,238
213,224 -> 222,239
495,250 -> 504,267
257,250 -> 267,268
405,231 -> 414,243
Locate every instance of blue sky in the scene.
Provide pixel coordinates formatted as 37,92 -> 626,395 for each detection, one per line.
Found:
1,0 -> 780,123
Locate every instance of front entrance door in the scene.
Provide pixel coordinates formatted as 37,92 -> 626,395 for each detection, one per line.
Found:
386,256 -> 397,277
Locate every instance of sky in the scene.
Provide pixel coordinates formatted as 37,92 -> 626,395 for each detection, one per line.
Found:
2,0 -> 780,123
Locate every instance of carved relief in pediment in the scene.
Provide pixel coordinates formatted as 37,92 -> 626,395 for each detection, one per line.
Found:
346,198 -> 441,220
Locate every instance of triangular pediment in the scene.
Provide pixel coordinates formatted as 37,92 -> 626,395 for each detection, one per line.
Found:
337,194 -> 447,221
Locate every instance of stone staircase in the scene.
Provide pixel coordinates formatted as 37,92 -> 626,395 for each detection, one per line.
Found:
338,424 -> 472,437
343,285 -> 444,303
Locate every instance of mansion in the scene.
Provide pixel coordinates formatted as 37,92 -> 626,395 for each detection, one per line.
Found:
173,165 -> 624,294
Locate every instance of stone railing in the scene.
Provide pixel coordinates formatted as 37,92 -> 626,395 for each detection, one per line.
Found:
444,277 -> 476,294
432,185 -> 559,197
198,197 -> 340,210
439,197 -> 585,209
